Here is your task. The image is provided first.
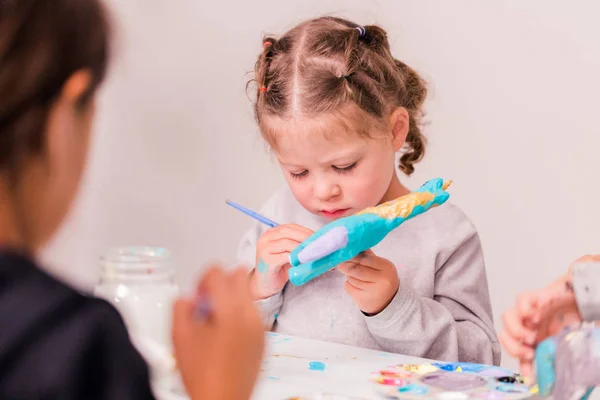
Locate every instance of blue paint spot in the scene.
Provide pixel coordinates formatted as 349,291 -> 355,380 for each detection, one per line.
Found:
257,259 -> 269,286
398,384 -> 428,394
257,259 -> 268,273
378,352 -> 393,357
309,361 -> 326,371
496,384 -> 528,393
267,331 -> 292,344
432,362 -> 486,373
268,376 -> 280,380
274,313 -> 279,320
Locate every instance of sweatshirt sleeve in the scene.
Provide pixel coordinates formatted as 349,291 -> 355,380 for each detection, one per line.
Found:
364,207 -> 501,365
572,261 -> 600,322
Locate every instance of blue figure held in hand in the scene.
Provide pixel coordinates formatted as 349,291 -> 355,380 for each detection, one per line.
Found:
535,325 -> 600,400
288,178 -> 452,286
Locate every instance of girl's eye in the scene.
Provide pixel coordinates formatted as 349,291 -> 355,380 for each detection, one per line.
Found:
332,162 -> 357,173
290,170 -> 309,179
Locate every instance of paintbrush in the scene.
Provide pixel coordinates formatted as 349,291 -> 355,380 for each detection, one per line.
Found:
226,200 -> 279,228
196,199 -> 277,321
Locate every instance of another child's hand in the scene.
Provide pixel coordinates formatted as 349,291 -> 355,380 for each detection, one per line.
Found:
499,273 -> 581,379
337,250 -> 400,315
252,224 -> 314,299
499,290 -> 544,379
173,265 -> 265,400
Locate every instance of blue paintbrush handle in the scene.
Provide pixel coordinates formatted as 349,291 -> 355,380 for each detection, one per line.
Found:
226,200 -> 279,228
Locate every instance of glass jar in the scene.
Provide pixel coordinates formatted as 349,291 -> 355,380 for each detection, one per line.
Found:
94,246 -> 180,391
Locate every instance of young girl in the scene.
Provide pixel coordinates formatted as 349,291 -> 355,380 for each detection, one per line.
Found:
238,16 -> 500,365
0,1 -> 263,399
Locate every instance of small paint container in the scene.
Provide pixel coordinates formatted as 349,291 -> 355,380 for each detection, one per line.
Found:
373,376 -> 405,386
379,369 -> 413,378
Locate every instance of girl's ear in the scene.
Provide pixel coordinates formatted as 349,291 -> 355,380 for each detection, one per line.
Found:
389,107 -> 409,152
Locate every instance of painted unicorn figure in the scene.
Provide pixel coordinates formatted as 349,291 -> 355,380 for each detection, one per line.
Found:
288,178 -> 452,286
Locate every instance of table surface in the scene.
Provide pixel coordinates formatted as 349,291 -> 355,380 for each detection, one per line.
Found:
149,330 -> 600,400
156,332 -> 495,400
252,332 -> 433,399
156,332 -> 600,400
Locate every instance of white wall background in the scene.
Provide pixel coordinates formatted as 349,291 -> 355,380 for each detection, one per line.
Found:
41,0 -> 600,369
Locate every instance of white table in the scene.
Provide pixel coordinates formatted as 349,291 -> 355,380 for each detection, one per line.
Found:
252,332 -> 433,399
156,332 -> 600,400
157,332 -> 448,400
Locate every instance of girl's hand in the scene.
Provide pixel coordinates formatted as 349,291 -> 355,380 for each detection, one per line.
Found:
251,224 -> 314,299
337,250 -> 400,315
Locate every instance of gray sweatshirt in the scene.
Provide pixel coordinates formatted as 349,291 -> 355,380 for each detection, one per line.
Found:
572,261 -> 600,322
237,187 -> 501,365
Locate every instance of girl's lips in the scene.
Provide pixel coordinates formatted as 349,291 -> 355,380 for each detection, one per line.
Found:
319,208 -> 351,219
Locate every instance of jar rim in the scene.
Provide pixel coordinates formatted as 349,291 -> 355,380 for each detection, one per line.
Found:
99,246 -> 174,279
101,246 -> 172,264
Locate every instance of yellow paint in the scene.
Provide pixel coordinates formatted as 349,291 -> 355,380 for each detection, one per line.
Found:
529,384 -> 539,394
456,366 -> 463,372
357,192 -> 435,219
355,180 -> 451,219
399,364 -> 439,374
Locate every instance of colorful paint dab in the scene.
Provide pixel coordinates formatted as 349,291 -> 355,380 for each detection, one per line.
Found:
398,384 -> 428,395
399,364 -> 439,375
373,376 -> 406,386
379,369 -> 413,378
309,361 -> 326,371
433,362 -> 486,373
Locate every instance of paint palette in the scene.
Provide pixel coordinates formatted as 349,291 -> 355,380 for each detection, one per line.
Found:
371,362 -> 537,399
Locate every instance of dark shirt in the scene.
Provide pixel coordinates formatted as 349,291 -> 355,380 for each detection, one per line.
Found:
0,250 -> 155,399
